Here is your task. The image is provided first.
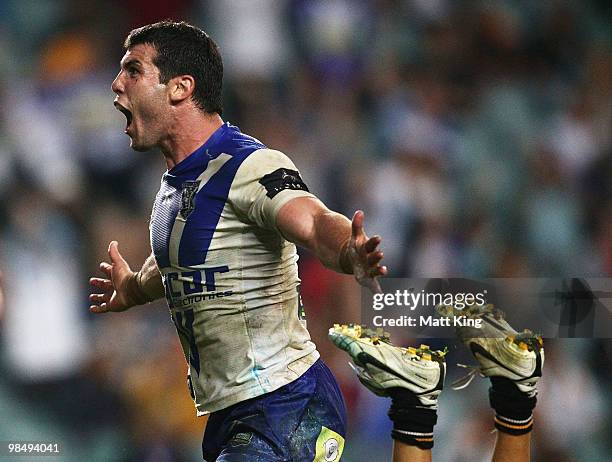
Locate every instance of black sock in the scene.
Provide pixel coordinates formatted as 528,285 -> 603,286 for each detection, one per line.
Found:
489,377 -> 537,435
387,388 -> 437,450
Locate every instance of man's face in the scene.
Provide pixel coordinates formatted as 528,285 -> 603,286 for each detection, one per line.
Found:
111,43 -> 170,151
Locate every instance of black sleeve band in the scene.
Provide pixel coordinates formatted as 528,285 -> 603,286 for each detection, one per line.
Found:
259,168 -> 309,199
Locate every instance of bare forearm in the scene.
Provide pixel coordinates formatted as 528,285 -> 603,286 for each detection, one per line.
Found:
128,253 -> 165,304
276,197 -> 352,273
276,198 -> 385,291
310,210 -> 353,274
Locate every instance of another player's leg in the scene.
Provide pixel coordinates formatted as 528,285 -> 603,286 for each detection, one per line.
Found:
439,304 -> 544,462
491,431 -> 531,462
392,440 -> 431,462
329,325 -> 446,462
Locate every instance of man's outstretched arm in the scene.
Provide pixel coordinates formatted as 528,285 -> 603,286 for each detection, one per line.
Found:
275,196 -> 387,292
89,241 -> 165,313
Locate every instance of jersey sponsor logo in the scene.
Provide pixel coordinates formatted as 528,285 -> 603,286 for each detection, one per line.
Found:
179,180 -> 200,219
170,290 -> 234,308
164,266 -> 232,308
259,168 -> 309,199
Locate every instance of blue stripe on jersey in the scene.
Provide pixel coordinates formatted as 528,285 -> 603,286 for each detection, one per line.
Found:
178,149 -> 254,267
151,142 -> 211,269
174,309 -> 201,375
150,123 -> 266,269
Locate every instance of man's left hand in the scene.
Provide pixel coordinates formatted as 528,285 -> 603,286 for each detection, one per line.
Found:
345,210 -> 387,293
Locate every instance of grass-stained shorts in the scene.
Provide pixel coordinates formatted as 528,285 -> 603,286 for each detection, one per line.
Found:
202,359 -> 347,461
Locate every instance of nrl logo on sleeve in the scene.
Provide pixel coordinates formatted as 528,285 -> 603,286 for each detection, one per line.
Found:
259,168 -> 309,199
180,180 -> 200,219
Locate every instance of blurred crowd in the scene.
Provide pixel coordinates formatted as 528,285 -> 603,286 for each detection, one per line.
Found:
0,1 -> 611,461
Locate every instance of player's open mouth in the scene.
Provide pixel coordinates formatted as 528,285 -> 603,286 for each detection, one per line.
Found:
114,102 -> 133,131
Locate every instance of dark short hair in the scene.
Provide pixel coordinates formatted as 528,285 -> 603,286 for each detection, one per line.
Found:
125,20 -> 223,115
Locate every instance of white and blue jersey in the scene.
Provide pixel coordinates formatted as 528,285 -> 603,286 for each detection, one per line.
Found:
150,122 -> 320,414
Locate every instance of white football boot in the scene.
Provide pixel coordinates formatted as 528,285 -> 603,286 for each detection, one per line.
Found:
328,324 -> 446,409
436,304 -> 544,397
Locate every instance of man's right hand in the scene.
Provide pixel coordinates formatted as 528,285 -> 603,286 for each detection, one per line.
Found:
89,241 -> 138,313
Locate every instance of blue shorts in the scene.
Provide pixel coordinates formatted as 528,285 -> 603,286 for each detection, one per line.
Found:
202,359 -> 347,461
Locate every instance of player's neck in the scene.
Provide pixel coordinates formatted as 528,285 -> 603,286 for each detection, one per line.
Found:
160,111 -> 224,170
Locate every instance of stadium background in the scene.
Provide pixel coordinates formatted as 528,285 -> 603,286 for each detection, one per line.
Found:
0,0 -> 610,460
